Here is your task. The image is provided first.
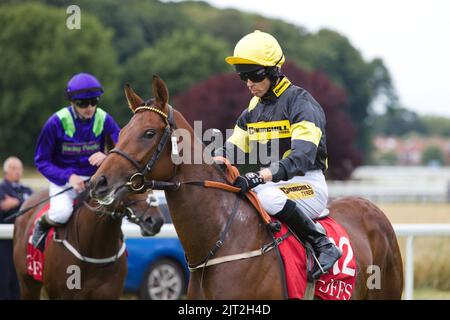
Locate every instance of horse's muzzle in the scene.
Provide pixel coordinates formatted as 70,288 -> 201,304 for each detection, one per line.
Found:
89,175 -> 109,197
139,216 -> 164,237
89,175 -> 124,207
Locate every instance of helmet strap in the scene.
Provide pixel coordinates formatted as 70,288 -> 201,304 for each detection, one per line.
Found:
273,53 -> 284,68
265,66 -> 282,79
262,67 -> 283,102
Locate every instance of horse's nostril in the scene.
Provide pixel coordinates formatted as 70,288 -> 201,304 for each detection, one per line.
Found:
139,216 -> 163,237
144,216 -> 154,226
90,175 -> 109,196
98,175 -> 107,187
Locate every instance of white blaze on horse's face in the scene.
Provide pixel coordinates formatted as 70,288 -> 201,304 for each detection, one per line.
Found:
146,194 -> 159,207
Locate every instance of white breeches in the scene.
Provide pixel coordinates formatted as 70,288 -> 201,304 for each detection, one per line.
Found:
47,176 -> 90,224
252,170 -> 329,219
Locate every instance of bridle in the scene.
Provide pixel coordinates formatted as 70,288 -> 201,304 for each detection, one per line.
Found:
122,192 -> 160,225
107,102 -> 235,196
83,195 -> 153,223
109,103 -> 180,193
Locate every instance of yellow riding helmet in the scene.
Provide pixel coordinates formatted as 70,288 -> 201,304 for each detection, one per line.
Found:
225,30 -> 285,68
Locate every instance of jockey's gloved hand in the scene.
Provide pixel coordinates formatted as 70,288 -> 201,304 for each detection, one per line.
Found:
233,172 -> 264,194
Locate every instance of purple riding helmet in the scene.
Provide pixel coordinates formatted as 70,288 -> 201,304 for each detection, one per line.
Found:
66,73 -> 104,100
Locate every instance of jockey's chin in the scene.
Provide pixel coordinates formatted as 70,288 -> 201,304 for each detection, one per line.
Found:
75,105 -> 97,119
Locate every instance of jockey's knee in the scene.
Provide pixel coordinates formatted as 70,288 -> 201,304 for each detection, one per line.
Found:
47,204 -> 73,224
256,187 -> 287,216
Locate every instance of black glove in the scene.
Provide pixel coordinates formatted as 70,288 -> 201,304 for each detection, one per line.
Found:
233,172 -> 264,194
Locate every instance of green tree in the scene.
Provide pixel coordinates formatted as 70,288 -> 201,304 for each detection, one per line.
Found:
37,0 -> 193,63
422,116 -> 450,137
0,3 -> 119,165
372,107 -> 426,136
299,29 -> 395,157
177,4 -> 254,45
368,58 -> 398,107
422,146 -> 444,166
123,29 -> 231,95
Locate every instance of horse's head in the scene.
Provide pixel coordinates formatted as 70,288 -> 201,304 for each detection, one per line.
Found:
90,76 -> 175,206
82,188 -> 165,236
122,192 -> 164,237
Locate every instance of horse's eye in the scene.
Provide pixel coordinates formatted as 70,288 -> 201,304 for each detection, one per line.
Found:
144,129 -> 156,139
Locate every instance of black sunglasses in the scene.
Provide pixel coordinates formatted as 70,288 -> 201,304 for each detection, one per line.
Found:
239,69 -> 267,83
73,97 -> 100,108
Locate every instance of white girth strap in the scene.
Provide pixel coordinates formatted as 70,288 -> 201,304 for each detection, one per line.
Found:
53,233 -> 126,264
188,245 -> 276,272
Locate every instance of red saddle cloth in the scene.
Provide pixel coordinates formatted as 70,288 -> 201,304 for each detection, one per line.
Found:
274,216 -> 357,300
26,203 -> 54,282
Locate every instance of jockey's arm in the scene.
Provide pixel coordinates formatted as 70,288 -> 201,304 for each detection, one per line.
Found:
258,167 -> 273,183
265,95 -> 323,183
35,119 -> 75,186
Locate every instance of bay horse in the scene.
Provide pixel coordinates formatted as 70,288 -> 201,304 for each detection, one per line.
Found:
13,189 -> 164,299
90,76 -> 403,299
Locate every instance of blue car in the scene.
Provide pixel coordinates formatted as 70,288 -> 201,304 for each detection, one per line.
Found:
123,195 -> 189,300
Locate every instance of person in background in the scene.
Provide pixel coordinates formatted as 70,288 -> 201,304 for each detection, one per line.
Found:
32,72 -> 121,248
0,156 -> 32,299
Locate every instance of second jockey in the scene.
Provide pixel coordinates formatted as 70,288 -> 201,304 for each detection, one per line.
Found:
32,73 -> 121,247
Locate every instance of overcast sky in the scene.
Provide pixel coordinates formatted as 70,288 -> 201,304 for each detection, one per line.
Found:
198,0 -> 450,118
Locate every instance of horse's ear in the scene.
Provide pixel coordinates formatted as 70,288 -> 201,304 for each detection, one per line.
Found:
104,134 -> 115,153
152,75 -> 169,112
125,83 -> 144,112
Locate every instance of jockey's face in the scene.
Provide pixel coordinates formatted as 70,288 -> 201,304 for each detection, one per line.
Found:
72,103 -> 97,119
245,77 -> 271,98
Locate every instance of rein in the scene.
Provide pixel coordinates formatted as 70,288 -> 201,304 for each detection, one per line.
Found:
109,104 -> 177,192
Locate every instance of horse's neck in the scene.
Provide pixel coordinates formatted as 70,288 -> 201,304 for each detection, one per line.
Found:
166,162 -> 237,262
166,116 -> 255,262
67,204 -> 123,257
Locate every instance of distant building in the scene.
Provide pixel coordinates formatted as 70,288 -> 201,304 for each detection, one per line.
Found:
374,135 -> 450,166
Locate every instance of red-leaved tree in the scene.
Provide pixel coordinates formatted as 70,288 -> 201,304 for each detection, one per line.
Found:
173,60 -> 362,180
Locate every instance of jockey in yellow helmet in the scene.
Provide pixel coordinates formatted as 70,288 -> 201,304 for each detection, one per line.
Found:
220,30 -> 342,279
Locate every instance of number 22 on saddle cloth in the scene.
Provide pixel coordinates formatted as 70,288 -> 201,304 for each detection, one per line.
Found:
216,157 -> 357,300
274,216 -> 356,300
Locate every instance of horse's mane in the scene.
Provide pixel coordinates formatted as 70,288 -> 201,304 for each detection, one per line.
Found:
170,106 -> 230,182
